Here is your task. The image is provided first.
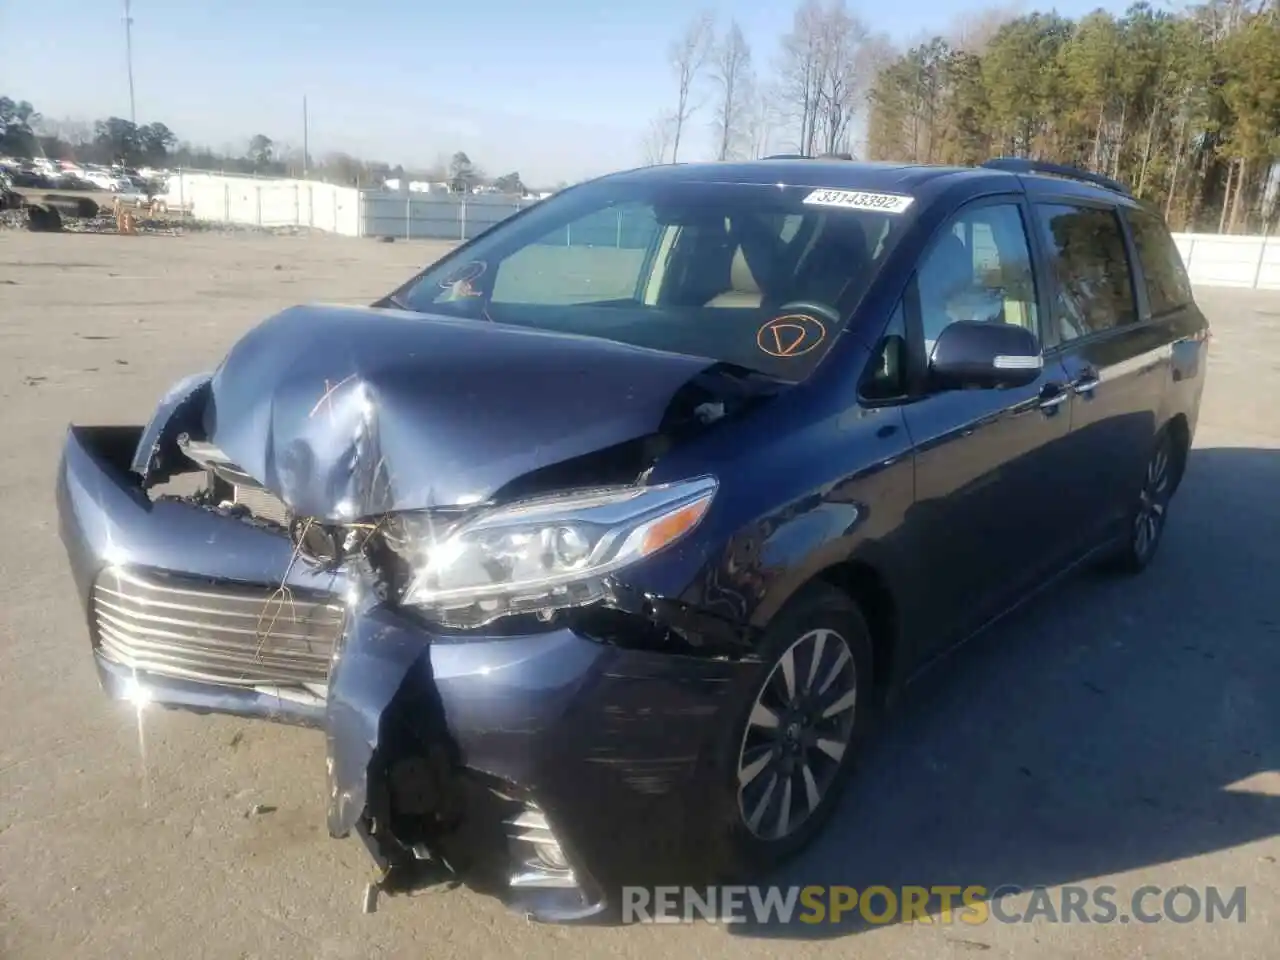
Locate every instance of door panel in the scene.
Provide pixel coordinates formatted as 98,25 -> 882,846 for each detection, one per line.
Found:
900,198 -> 1076,652
1056,328 -> 1168,541
1032,202 -> 1168,551
904,366 -> 1074,648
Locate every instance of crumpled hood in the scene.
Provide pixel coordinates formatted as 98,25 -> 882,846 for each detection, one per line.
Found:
202,303 -> 715,519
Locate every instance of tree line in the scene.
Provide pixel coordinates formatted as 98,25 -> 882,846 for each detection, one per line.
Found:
649,0 -> 1280,233
0,98 -> 535,193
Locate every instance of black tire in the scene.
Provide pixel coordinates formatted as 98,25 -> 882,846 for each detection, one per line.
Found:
26,205 -> 62,233
1104,429 -> 1179,575
710,582 -> 874,877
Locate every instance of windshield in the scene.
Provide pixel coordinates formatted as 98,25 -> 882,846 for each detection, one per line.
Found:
391,178 -> 913,381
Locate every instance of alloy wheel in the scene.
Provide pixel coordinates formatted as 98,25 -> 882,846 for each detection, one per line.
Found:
1133,441 -> 1172,560
736,628 -> 859,841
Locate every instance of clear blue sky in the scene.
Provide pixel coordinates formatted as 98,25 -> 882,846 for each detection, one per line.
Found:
3,0 -> 1136,185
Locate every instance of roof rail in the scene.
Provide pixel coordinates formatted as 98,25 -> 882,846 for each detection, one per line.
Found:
981,157 -> 1132,196
761,152 -> 854,161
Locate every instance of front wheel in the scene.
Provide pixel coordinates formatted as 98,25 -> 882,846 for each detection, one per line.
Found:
713,583 -> 874,874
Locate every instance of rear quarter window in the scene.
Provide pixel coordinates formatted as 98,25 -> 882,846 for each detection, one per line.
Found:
1126,208 -> 1194,316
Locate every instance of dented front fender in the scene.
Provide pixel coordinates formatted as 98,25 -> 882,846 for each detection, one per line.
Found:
323,598 -> 762,897
324,606 -> 608,839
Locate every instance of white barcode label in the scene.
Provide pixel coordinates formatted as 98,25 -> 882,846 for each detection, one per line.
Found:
802,189 -> 914,214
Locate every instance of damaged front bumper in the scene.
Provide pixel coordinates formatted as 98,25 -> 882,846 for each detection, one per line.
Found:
57,424 -> 757,921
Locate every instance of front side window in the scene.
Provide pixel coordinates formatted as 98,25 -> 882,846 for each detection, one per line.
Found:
1126,207 -> 1193,316
392,179 -> 913,382
916,202 -> 1040,356
1033,203 -> 1137,341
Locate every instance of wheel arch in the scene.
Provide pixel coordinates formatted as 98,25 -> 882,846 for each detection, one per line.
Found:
1163,412 -> 1191,493
814,560 -> 902,706
752,552 -> 906,708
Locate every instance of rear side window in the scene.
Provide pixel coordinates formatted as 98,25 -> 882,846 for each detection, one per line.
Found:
1033,204 -> 1137,341
1126,208 -> 1193,315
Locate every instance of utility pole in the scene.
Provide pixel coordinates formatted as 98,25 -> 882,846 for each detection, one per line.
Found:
123,0 -> 137,125
302,95 -> 310,178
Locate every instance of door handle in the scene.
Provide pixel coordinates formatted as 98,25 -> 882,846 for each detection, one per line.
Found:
1038,383 -> 1069,414
1039,392 -> 1069,412
1074,370 -> 1100,395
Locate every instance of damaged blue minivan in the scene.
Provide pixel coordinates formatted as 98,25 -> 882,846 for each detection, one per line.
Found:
57,156 -> 1208,921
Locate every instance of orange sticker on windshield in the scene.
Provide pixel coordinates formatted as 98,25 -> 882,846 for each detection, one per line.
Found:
757,315 -> 826,358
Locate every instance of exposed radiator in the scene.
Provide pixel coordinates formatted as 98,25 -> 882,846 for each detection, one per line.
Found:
232,483 -> 290,526
177,435 -> 291,526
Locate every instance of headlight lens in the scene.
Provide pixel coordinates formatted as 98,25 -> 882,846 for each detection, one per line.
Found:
395,476 -> 717,627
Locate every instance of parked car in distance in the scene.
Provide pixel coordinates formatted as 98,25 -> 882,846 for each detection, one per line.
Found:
82,168 -> 132,193
6,166 -> 52,189
56,156 -> 1208,922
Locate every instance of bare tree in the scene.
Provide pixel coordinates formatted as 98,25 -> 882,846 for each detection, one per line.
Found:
710,21 -> 755,160
641,114 -> 676,165
856,31 -> 900,157
946,3 -> 1022,53
776,0 -> 826,154
775,0 -> 873,156
813,0 -> 872,155
745,88 -> 780,159
33,116 -> 93,147
669,12 -> 716,162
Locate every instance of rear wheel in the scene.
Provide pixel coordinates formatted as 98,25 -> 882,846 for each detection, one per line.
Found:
714,583 -> 874,873
1106,430 -> 1179,574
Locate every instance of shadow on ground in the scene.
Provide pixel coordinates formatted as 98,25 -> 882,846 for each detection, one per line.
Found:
723,445 -> 1280,939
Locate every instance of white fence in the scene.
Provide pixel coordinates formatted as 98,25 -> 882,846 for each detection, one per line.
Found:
359,190 -> 535,241
161,173 -> 1280,291
163,171 -> 361,235
161,174 -> 533,242
1170,233 -> 1280,291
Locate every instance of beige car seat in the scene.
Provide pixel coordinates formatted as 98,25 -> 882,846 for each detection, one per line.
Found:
1003,296 -> 1032,329
705,247 -> 763,308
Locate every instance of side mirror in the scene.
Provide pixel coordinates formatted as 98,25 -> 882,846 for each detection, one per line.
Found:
929,321 -> 1043,390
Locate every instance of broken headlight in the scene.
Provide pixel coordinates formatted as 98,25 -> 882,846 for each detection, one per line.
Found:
392,476 -> 717,628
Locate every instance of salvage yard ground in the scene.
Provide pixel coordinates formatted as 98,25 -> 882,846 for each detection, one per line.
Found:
1,231 -> 1278,960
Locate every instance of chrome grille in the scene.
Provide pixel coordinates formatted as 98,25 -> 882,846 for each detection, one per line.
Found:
93,566 -> 343,688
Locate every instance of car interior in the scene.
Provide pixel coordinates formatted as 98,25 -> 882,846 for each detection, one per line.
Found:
418,202 -> 904,380
919,205 -> 1041,357
694,212 -> 883,314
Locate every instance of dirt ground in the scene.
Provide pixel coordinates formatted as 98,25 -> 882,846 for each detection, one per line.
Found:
0,230 -> 1277,959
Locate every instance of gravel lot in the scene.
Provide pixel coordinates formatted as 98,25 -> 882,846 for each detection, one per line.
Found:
0,231 -> 1277,959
